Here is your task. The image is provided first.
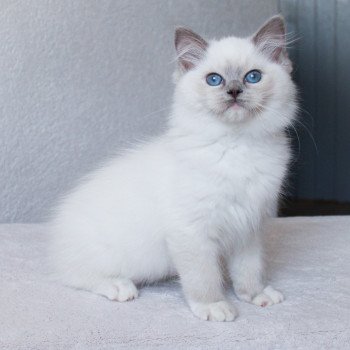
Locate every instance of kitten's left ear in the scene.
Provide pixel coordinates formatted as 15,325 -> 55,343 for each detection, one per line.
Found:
175,27 -> 208,74
252,15 -> 292,73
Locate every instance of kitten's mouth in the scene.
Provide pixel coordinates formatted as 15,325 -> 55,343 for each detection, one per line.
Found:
226,99 -> 244,110
232,102 -> 241,109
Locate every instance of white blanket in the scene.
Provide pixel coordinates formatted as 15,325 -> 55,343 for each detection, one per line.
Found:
1,217 -> 349,349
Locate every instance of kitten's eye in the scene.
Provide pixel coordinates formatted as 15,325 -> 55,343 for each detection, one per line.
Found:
206,73 -> 223,86
244,70 -> 262,84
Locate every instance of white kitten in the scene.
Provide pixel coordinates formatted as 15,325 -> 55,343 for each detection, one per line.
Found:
49,16 -> 297,322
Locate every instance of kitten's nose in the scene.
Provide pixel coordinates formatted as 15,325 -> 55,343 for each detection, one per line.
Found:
226,81 -> 243,99
227,88 -> 243,99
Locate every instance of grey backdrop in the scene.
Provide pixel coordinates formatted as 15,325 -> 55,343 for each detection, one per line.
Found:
280,0 -> 350,203
1,0 -> 279,223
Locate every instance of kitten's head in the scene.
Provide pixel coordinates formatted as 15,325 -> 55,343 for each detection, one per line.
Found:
174,16 -> 297,133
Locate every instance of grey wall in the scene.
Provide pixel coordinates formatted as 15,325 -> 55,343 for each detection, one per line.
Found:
0,0 -> 279,223
280,0 -> 350,202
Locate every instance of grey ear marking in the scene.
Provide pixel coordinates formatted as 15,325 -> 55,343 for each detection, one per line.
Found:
174,27 -> 208,73
252,15 -> 292,73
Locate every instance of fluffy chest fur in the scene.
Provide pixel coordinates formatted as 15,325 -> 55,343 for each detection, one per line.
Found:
166,130 -> 289,247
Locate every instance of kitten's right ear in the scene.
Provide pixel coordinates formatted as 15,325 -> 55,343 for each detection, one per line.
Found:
252,15 -> 292,73
175,27 -> 208,73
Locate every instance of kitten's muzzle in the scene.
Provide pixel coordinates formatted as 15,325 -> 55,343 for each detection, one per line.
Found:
226,80 -> 243,100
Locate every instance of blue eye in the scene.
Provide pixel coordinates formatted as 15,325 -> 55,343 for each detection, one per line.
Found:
245,70 -> 262,83
206,73 -> 223,86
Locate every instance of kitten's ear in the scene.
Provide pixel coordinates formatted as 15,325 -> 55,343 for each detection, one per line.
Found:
175,27 -> 208,73
252,15 -> 292,73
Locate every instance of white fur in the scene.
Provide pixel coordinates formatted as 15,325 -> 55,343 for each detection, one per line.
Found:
49,23 -> 297,322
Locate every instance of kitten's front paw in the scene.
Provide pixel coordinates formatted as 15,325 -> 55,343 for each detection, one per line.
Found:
189,300 -> 238,322
252,286 -> 284,307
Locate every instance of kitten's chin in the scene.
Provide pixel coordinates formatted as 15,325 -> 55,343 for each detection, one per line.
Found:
218,105 -> 250,124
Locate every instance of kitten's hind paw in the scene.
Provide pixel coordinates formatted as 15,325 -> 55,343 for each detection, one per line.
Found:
93,277 -> 139,302
252,285 -> 284,307
189,300 -> 238,322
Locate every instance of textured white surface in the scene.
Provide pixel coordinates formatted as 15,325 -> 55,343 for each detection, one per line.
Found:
1,216 -> 349,349
0,0 -> 279,222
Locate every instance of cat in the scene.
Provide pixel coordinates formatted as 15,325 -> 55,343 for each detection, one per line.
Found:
49,15 -> 297,322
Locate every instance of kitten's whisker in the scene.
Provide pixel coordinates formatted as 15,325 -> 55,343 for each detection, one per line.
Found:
264,101 -> 318,155
295,104 -> 314,121
253,102 -> 302,159
289,123 -> 301,160
293,118 -> 319,155
141,106 -> 171,120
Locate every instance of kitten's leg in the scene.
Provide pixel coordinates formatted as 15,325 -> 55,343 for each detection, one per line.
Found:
92,277 -> 139,302
169,238 -> 237,322
230,236 -> 283,307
